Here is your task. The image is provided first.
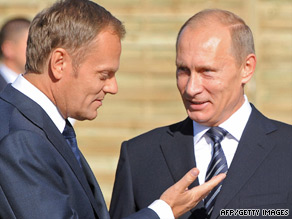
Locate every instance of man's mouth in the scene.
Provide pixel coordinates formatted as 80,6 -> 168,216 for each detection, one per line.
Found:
192,101 -> 207,104
187,100 -> 209,110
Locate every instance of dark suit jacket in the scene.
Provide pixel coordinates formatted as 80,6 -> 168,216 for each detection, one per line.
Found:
110,104 -> 292,219
0,85 -> 159,219
0,73 -> 7,92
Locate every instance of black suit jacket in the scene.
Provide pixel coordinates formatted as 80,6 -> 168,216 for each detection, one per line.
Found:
110,104 -> 292,219
0,85 -> 159,219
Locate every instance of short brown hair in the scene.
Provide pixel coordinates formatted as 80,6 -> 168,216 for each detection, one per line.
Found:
0,18 -> 30,58
176,9 -> 255,65
25,0 -> 126,73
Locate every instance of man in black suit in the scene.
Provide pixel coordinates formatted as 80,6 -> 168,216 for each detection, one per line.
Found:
0,18 -> 30,91
0,1 -> 225,218
110,9 -> 292,219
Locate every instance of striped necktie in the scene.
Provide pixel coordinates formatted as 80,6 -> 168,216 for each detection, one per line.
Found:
204,127 -> 228,217
62,119 -> 82,167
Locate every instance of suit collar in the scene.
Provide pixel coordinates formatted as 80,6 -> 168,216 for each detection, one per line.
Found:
12,74 -> 65,132
1,84 -> 47,129
0,85 -> 107,218
160,117 -> 196,183
211,105 -> 278,218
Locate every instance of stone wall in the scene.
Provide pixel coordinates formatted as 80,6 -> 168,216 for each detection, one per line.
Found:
1,0 -> 291,206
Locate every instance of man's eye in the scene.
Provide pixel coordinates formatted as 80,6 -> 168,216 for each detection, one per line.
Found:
199,68 -> 214,75
99,73 -> 109,80
177,67 -> 190,75
99,71 -> 116,80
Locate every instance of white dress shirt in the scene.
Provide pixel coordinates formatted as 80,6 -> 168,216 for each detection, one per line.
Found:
12,74 -> 66,133
0,64 -> 19,84
194,95 -> 252,185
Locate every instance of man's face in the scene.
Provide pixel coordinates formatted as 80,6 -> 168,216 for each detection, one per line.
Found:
2,29 -> 29,74
59,30 -> 121,120
176,25 -> 246,126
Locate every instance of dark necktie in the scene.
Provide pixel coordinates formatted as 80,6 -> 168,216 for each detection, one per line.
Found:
204,127 -> 228,217
62,119 -> 82,167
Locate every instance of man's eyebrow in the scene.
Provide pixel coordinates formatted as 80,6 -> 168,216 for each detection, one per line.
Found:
195,64 -> 214,70
176,61 -> 186,67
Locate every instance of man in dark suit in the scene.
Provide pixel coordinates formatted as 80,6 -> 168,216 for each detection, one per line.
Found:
110,9 -> 292,219
0,1 -> 225,218
0,18 -> 30,92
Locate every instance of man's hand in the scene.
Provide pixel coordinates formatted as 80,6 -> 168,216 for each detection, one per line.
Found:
160,168 -> 226,218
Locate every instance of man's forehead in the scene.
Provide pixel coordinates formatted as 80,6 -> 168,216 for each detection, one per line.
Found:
178,25 -> 231,50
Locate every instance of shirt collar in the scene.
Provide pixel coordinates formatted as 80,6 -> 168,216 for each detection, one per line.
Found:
219,95 -> 252,141
12,74 -> 66,133
0,64 -> 19,84
193,122 -> 209,145
193,95 -> 252,142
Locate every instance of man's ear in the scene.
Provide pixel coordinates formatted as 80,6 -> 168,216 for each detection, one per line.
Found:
50,48 -> 69,80
241,54 -> 256,85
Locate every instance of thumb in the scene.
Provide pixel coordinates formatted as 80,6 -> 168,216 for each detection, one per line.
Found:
176,168 -> 200,192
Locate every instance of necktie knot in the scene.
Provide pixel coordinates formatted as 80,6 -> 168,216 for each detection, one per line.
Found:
62,119 -> 76,139
206,127 -> 228,144
62,119 -> 82,167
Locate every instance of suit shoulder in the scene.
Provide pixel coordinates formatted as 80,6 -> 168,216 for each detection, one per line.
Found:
254,112 -> 292,142
0,97 -> 15,114
0,98 -> 45,141
269,119 -> 292,136
271,119 -> 292,129
250,105 -> 292,134
0,130 -> 55,165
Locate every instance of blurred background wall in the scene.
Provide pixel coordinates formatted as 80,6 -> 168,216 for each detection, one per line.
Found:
1,0 -> 291,206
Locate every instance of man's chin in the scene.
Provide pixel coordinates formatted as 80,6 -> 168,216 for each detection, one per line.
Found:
187,112 -> 211,126
72,111 -> 98,121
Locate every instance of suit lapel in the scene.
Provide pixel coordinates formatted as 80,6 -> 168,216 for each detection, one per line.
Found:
80,154 -> 110,219
44,121 -> 105,218
160,118 -> 197,185
211,106 -> 277,219
160,117 -> 206,216
1,85 -> 104,218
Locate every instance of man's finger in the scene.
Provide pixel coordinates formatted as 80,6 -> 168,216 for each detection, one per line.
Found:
175,168 -> 200,192
197,173 -> 226,195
